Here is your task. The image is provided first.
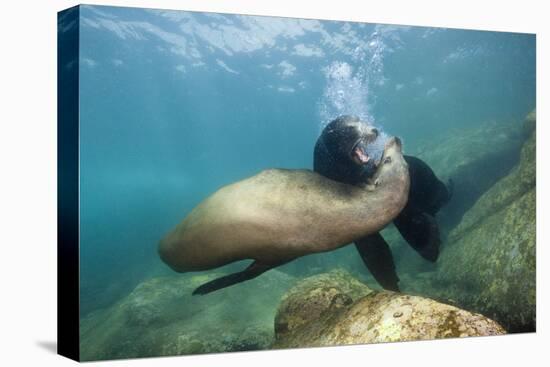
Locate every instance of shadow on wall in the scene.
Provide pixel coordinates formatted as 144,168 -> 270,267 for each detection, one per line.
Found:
36,341 -> 57,355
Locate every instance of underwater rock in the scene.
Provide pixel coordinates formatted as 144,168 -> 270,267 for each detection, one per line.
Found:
410,119 -> 524,231
427,110 -> 536,332
274,269 -> 373,339
80,268 -> 294,361
273,271 -> 505,348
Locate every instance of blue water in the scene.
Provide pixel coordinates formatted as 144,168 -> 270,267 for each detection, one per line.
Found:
75,5 -> 535,319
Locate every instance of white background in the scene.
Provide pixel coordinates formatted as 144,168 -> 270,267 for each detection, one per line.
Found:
0,0 -> 547,366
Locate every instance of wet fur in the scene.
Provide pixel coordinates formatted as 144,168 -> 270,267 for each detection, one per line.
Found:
159,141 -> 409,275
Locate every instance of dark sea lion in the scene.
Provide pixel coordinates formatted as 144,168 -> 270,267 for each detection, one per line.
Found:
159,137 -> 409,295
393,155 -> 453,262
314,115 -> 452,291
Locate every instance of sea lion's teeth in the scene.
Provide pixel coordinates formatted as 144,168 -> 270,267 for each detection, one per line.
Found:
355,147 -> 370,163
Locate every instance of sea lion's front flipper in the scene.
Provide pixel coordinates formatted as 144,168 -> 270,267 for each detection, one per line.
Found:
394,209 -> 440,262
192,261 -> 276,296
355,234 -> 400,292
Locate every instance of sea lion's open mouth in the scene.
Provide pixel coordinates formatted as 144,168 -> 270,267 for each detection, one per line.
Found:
351,141 -> 370,165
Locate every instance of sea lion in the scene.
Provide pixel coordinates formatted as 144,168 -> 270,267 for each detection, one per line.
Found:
314,115 -> 452,291
159,136 -> 409,295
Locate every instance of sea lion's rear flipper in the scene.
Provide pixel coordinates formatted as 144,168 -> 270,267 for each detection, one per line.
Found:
394,210 -> 440,262
355,234 -> 400,292
192,261 -> 275,296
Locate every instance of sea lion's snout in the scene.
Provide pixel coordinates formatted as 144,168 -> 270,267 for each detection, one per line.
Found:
395,137 -> 402,150
361,125 -> 379,143
370,135 -> 408,189
385,136 -> 403,152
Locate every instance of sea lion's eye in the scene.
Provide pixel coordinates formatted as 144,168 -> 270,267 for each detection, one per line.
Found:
384,156 -> 392,164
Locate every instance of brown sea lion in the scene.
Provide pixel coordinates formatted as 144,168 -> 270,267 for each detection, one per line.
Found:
159,137 -> 409,294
